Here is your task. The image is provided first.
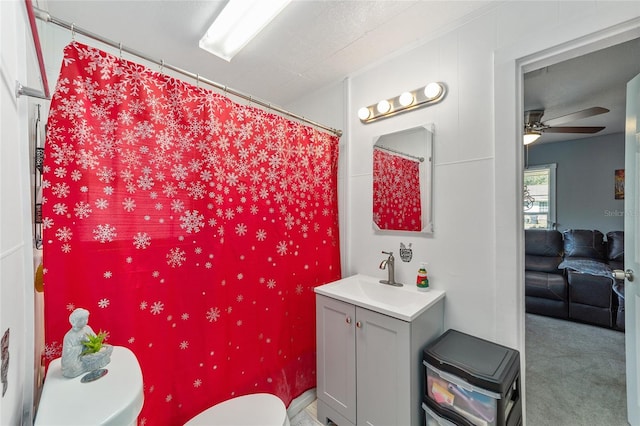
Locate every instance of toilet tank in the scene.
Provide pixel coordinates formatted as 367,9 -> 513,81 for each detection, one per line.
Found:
35,346 -> 144,425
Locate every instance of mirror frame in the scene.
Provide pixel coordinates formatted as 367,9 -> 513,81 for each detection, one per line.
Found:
372,123 -> 434,235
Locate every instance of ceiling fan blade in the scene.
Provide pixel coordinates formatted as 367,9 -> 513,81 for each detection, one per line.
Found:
542,107 -> 609,127
543,126 -> 605,134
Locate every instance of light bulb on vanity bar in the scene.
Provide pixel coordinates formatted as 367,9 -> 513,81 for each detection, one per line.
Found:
398,91 -> 414,107
424,82 -> 443,99
377,99 -> 391,114
358,107 -> 372,120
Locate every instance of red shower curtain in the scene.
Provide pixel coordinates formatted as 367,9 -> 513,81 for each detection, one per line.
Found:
372,148 -> 422,231
42,42 -> 341,425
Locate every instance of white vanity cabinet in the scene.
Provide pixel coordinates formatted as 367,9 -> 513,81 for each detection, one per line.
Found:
315,274 -> 445,426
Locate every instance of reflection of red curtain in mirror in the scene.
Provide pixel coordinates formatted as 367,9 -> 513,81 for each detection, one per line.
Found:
42,42 -> 341,426
373,148 -> 422,231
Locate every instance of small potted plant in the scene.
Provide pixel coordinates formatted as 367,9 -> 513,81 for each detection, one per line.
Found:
80,330 -> 113,372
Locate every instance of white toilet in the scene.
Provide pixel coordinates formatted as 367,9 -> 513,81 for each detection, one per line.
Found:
184,393 -> 290,426
34,346 -> 144,425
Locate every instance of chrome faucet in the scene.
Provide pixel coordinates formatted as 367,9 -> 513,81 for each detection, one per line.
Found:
379,251 -> 402,287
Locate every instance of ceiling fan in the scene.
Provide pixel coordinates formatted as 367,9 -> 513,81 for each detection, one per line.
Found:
523,106 -> 609,145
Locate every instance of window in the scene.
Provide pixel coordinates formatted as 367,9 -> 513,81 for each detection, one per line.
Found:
524,164 -> 556,229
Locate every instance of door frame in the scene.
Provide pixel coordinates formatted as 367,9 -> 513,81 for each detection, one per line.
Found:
494,15 -> 640,424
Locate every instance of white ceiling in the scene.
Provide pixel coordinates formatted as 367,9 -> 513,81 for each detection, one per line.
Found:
36,1 -> 640,143
38,0 -> 499,105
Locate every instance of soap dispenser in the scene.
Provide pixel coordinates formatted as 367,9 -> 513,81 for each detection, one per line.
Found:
416,263 -> 429,291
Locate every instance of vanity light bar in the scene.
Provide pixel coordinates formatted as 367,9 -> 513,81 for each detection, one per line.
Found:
358,82 -> 447,123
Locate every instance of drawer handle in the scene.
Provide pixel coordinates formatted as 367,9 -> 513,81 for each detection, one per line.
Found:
356,321 -> 362,328
346,316 -> 352,324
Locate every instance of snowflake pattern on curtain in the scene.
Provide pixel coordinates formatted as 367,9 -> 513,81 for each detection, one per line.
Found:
42,42 -> 341,425
372,148 -> 422,231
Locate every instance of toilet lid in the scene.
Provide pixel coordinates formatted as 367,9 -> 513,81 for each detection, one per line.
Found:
34,346 -> 144,426
184,393 -> 287,426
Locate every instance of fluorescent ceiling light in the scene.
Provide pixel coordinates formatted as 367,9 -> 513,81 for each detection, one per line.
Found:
199,0 -> 291,62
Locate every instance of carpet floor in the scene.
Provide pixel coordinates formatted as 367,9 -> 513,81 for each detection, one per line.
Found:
526,313 -> 627,426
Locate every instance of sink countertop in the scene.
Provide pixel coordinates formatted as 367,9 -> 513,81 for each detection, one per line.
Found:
314,274 -> 445,321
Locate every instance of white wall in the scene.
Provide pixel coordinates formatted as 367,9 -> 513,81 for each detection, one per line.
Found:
528,132 -> 625,234
0,0 -> 38,424
346,23 -> 500,343
290,1 -> 640,352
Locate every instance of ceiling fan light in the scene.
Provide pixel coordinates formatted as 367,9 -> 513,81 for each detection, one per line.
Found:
523,130 -> 541,145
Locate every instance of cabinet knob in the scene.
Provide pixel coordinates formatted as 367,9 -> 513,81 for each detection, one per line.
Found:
356,321 -> 362,328
346,316 -> 352,324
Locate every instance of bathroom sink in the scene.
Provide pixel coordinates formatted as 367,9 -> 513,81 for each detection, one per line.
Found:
314,274 -> 445,321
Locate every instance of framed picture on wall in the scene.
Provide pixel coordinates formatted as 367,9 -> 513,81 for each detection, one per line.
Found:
615,169 -> 624,200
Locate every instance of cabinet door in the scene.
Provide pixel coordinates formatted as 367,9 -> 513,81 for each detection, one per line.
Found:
356,307 -> 411,426
316,295 -> 357,424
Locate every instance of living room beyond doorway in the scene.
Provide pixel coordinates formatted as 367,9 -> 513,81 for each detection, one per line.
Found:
522,37 -> 640,425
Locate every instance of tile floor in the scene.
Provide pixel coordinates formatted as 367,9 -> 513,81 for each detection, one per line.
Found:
290,399 -> 323,426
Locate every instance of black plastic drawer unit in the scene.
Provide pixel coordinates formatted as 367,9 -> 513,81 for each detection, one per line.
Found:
423,329 -> 522,426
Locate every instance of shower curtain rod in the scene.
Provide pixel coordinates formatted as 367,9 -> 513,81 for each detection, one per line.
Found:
374,145 -> 424,162
31,6 -> 343,138
16,0 -> 51,100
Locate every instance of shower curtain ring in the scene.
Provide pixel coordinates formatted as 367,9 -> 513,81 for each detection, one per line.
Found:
119,42 -> 123,59
160,60 -> 164,73
196,73 -> 200,88
71,23 -> 75,40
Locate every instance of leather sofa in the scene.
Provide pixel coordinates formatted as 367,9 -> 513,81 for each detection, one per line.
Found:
524,229 -> 568,320
607,231 -> 625,330
525,229 -> 624,330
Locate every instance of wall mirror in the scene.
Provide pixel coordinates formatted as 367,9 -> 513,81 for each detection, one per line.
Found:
372,124 -> 434,234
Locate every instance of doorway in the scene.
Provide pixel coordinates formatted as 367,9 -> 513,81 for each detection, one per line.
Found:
494,16 -> 640,426
521,40 -> 637,423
